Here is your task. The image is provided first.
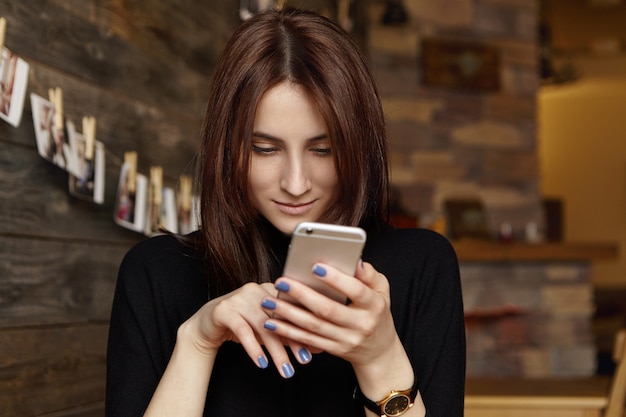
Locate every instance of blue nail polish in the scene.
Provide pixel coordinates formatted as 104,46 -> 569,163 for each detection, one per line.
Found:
313,264 -> 327,277
282,362 -> 295,378
261,298 -> 276,310
264,321 -> 277,331
298,348 -> 312,363
258,355 -> 269,369
275,281 -> 290,292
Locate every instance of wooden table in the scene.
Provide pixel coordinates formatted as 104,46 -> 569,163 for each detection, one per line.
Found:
465,377 -> 611,417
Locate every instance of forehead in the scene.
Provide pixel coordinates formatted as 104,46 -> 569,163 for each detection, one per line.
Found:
253,82 -> 328,139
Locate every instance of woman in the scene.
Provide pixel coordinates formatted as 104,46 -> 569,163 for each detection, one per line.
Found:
106,7 -> 465,417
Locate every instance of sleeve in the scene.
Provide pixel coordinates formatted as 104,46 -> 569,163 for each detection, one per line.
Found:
105,244 -> 167,417
402,231 -> 466,417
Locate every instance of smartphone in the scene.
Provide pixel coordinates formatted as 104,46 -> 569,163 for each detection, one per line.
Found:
279,222 -> 367,305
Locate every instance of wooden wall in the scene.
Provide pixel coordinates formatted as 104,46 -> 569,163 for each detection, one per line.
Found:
0,1 -> 367,416
0,1 -> 239,415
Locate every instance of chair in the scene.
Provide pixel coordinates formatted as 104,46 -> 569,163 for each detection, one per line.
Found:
605,328 -> 626,417
465,328 -> 626,417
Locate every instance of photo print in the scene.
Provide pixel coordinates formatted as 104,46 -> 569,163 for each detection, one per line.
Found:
114,154 -> 147,233
30,92 -> 75,173
0,46 -> 29,127
144,166 -> 178,236
66,120 -> 106,204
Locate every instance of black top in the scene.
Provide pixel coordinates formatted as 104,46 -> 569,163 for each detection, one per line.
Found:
105,223 -> 465,417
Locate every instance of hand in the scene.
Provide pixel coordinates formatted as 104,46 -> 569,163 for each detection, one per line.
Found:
182,282 -> 312,379
260,261 -> 399,368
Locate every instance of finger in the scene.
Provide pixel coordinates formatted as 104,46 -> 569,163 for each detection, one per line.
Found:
258,324 -> 296,378
263,290 -> 355,347
272,278 -> 356,329
288,340 -> 313,365
213,304 -> 269,369
355,261 -> 389,293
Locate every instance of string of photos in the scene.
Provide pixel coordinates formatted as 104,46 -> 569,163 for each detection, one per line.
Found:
0,17 -> 199,237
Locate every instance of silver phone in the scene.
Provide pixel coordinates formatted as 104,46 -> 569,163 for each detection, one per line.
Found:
279,222 -> 367,304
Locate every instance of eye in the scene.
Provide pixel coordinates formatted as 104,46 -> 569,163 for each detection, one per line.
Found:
252,144 -> 278,155
310,146 -> 332,156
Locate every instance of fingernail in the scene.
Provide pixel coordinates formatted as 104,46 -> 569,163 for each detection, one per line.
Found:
264,321 -> 277,331
275,281 -> 290,292
313,264 -> 327,277
258,355 -> 269,369
298,348 -> 312,363
261,298 -> 276,310
282,362 -> 295,378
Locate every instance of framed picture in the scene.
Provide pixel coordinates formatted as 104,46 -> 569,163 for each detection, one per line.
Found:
421,38 -> 500,92
444,198 -> 490,240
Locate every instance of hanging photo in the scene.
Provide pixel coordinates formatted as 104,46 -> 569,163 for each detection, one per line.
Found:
114,162 -> 147,233
0,47 -> 29,127
144,166 -> 178,236
66,121 -> 106,204
30,93 -> 75,173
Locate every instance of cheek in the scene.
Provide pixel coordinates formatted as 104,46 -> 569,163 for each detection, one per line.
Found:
248,160 -> 274,196
317,162 -> 339,192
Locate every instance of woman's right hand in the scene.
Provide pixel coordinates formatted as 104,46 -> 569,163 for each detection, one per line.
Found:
180,282 -> 311,379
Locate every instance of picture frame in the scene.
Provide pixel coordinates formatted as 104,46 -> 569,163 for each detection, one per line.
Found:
421,38 -> 500,92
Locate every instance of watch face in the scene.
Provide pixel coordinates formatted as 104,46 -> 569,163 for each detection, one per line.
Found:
383,395 -> 410,416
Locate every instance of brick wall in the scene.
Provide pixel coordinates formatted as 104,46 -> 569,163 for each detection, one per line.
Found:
370,0 -> 542,237
369,0 -> 597,377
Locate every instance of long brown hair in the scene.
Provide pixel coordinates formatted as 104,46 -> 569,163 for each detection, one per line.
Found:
197,8 -> 388,296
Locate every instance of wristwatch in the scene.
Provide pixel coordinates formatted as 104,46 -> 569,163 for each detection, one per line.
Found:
353,381 -> 418,417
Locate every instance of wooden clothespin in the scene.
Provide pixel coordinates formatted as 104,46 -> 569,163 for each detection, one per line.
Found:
48,87 -> 64,131
82,116 -> 96,161
0,17 -> 7,52
123,151 -> 137,193
150,166 -> 163,206
179,175 -> 192,212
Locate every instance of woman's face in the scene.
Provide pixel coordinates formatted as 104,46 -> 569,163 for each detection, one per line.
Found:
248,81 -> 339,235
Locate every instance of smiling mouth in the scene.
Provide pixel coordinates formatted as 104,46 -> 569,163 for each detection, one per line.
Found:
275,201 -> 315,215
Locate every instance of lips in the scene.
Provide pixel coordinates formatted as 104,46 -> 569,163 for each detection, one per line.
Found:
275,201 -> 315,215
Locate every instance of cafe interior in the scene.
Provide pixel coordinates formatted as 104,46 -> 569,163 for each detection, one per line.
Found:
0,0 -> 625,416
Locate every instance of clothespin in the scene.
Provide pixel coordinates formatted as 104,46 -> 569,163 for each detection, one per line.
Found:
150,166 -> 163,206
179,175 -> 192,211
124,151 -> 137,193
48,87 -> 64,131
82,116 -> 96,161
0,17 -> 7,52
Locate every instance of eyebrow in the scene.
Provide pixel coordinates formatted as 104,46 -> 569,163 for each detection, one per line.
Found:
252,131 -> 329,142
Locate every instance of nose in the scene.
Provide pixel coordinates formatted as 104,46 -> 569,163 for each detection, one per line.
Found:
280,155 -> 312,196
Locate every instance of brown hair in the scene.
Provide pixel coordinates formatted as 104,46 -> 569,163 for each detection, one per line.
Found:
197,7 -> 388,296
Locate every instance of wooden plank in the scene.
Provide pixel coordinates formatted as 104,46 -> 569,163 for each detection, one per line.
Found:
0,323 -> 108,417
0,141 -> 149,243
0,236 -> 128,327
6,62 -> 203,174
1,0 -> 217,117
37,402 -> 104,417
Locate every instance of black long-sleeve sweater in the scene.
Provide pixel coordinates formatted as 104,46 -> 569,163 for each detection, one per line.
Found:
105,223 -> 465,417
